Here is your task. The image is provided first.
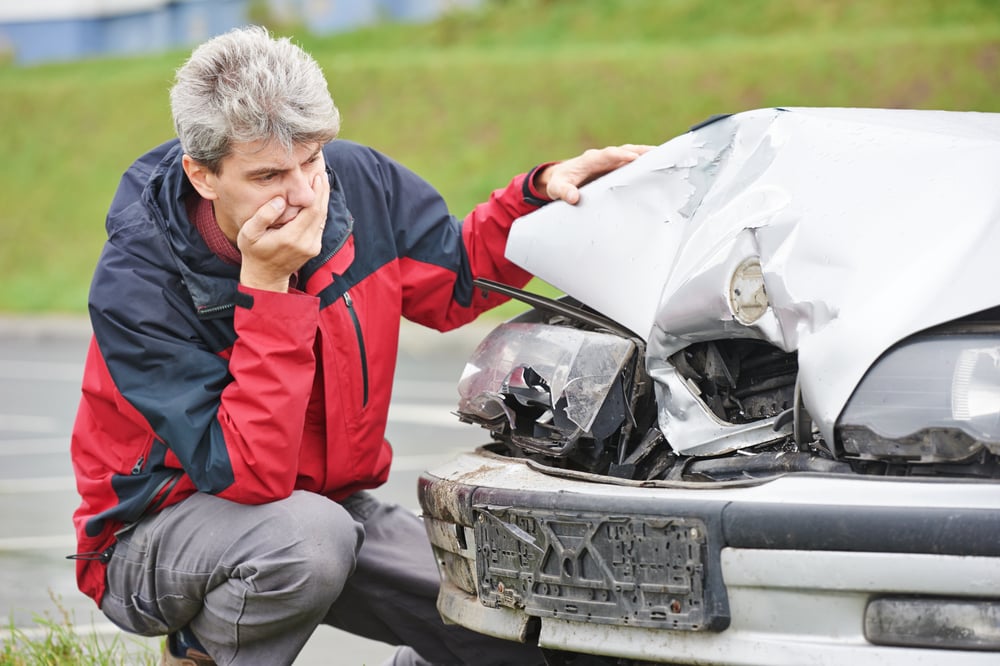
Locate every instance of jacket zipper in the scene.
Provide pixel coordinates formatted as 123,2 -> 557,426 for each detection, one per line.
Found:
196,303 -> 235,318
343,290 -> 369,407
131,437 -> 154,475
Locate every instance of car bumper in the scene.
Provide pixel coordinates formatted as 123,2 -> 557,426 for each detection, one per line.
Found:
418,446 -> 1000,665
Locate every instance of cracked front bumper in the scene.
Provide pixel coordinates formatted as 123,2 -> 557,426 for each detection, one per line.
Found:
419,447 -> 1000,665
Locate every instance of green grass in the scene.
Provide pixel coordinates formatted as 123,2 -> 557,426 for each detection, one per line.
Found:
1,0 -> 999,313
1,594 -> 157,665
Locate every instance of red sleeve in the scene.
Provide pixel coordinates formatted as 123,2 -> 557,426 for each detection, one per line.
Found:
214,287 -> 320,503
400,172 -> 541,331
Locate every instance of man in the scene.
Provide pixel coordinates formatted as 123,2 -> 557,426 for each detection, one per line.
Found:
69,25 -> 647,665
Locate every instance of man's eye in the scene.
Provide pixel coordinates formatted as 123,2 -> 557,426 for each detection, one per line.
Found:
257,173 -> 277,182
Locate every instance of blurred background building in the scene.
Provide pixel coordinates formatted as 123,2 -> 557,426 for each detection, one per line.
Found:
0,0 -> 482,65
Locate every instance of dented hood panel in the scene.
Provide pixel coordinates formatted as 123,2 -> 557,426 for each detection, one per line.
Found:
506,107 -> 1000,446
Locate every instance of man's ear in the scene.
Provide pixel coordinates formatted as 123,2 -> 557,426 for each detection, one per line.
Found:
182,154 -> 219,200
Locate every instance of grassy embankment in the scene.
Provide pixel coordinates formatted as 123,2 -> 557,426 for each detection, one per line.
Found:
1,0 -> 999,315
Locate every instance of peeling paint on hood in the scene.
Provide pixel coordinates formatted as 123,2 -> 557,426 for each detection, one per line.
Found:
506,107 -> 1000,449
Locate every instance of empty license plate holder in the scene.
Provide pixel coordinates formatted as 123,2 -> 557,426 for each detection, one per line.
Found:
473,505 -> 722,630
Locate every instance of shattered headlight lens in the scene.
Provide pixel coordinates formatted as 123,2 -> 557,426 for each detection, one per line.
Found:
837,334 -> 1000,462
456,322 -> 637,457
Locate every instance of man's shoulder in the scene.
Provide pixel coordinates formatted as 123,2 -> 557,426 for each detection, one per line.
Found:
323,139 -> 384,171
106,139 -> 184,231
323,139 -> 430,196
112,139 -> 183,206
128,138 -> 184,179
322,139 -> 399,196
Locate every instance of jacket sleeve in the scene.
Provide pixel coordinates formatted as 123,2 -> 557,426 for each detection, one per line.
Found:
403,167 -> 541,330
212,287 -> 321,501
88,236 -> 321,505
337,143 -> 543,331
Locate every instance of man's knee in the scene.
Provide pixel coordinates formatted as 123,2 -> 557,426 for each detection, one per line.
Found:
238,491 -> 364,609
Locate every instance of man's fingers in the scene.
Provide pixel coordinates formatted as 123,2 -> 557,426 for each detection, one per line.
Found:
619,143 -> 655,155
591,144 -> 653,168
536,143 -> 656,205
313,172 -> 330,230
571,145 -> 649,175
242,197 -> 287,237
556,145 -> 648,203
264,197 -> 288,229
585,144 -> 654,170
562,184 -> 581,205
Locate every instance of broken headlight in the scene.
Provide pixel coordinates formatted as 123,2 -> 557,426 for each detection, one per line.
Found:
836,333 -> 1000,463
456,322 -> 639,460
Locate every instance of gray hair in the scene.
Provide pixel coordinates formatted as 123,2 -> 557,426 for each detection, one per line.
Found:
170,25 -> 341,172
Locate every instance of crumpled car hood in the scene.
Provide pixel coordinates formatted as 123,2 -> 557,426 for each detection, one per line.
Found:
506,107 -> 1000,449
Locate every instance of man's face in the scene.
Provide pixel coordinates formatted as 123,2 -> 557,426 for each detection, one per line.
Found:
185,139 -> 327,244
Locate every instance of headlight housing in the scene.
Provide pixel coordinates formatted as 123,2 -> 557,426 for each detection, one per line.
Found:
456,322 -> 639,459
837,333 -> 1000,463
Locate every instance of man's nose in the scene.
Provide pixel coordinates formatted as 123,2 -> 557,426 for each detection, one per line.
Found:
286,170 -> 315,208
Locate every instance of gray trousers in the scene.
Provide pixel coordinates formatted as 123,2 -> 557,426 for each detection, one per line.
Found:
101,490 -> 544,666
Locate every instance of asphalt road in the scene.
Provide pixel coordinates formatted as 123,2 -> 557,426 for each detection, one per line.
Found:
0,315 -> 493,665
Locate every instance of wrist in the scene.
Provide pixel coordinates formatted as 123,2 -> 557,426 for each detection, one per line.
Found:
522,162 -> 558,206
240,265 -> 290,293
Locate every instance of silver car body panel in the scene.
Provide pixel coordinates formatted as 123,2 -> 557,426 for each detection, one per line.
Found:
506,107 -> 1000,453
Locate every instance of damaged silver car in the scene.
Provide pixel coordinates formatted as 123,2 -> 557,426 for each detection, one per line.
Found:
418,107 -> 1000,665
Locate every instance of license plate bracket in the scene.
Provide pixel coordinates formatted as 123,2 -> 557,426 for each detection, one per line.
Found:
474,506 -> 715,630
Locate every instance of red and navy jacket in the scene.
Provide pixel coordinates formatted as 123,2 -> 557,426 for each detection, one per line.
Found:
70,138 -> 541,605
